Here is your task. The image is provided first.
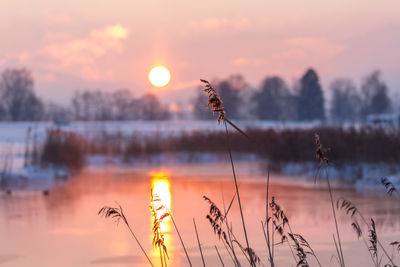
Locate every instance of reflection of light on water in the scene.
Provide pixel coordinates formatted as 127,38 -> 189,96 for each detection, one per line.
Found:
151,172 -> 171,232
150,171 -> 173,264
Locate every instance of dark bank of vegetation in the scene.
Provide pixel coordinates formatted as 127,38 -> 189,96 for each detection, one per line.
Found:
58,126 -> 400,165
0,67 -> 394,123
40,129 -> 87,172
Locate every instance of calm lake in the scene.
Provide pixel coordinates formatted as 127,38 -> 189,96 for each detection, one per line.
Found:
1,161 -> 399,267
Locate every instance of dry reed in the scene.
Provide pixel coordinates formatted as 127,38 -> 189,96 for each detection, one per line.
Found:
98,204 -> 154,267
150,189 -> 169,267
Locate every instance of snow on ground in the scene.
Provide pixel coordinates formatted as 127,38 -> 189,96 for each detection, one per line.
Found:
0,120 -> 395,192
0,120 -> 320,174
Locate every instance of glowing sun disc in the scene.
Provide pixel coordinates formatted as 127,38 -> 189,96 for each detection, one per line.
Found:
149,66 -> 170,87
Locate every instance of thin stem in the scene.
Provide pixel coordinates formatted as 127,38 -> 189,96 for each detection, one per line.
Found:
215,246 -> 225,267
224,122 -> 254,267
284,238 -> 298,264
121,209 -> 154,267
265,170 -> 274,267
356,211 -> 396,266
232,240 -> 253,265
333,234 -> 343,266
222,194 -> 240,267
163,250 -> 168,267
324,167 -> 345,267
225,118 -> 249,139
271,225 -> 275,260
261,222 -> 274,267
169,213 -> 192,267
193,218 -> 206,267
159,246 -> 164,267
222,237 -> 237,266
362,236 -> 378,267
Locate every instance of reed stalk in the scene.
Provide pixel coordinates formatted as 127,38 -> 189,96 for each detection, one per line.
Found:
224,121 -> 255,267
215,246 -> 225,267
193,218 -> 206,267
98,205 -> 154,267
168,211 -> 193,267
264,170 -> 274,267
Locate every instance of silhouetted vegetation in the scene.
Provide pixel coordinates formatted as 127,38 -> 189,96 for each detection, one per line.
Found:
40,129 -> 87,172
330,79 -> 361,124
297,69 -> 326,121
251,76 -> 297,121
193,75 -> 247,120
54,126 -> 400,166
0,67 -> 396,124
0,68 -> 44,121
97,79 -> 400,267
71,90 -> 170,121
360,71 -> 392,120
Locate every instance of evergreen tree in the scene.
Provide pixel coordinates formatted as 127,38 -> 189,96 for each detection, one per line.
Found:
297,68 -> 325,121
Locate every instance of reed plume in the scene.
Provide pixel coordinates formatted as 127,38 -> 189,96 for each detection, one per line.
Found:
390,242 -> 400,253
150,190 -> 169,267
203,196 -> 228,243
268,197 -> 321,267
337,198 -> 397,266
368,218 -> 378,263
201,79 -> 248,138
314,133 -> 345,267
381,177 -> 397,196
98,204 -> 154,267
288,233 -> 309,267
200,79 -> 225,124
203,195 -> 261,266
314,133 -> 331,165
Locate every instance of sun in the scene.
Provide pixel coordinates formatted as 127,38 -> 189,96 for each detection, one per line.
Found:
148,66 -> 170,87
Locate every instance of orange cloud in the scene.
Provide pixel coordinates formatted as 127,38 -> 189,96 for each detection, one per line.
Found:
25,24 -> 129,82
40,24 -> 128,67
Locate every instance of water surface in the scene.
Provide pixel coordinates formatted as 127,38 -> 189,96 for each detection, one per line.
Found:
1,162 -> 399,266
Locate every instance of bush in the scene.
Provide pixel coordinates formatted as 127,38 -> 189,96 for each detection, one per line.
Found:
41,129 -> 87,172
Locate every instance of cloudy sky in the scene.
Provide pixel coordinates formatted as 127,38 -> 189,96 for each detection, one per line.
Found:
1,0 -> 399,104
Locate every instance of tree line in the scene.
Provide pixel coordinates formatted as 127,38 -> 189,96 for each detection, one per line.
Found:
193,68 -> 393,124
0,67 -> 393,123
0,68 -> 170,121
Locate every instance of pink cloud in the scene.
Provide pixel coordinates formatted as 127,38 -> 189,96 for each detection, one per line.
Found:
183,17 -> 250,35
285,37 -> 345,58
44,10 -> 72,25
9,24 -> 129,82
40,24 -> 128,67
232,57 -> 265,66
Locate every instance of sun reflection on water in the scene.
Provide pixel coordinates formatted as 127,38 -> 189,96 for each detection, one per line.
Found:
150,171 -> 173,264
151,172 -> 171,230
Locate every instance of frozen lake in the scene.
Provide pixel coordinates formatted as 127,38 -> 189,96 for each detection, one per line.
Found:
0,162 -> 399,266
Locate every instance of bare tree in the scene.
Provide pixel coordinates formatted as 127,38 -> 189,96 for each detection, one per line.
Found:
360,71 -> 391,120
0,68 -> 44,121
329,78 -> 361,124
252,76 -> 296,121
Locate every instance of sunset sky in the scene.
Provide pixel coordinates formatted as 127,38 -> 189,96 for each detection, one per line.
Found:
1,0 -> 399,105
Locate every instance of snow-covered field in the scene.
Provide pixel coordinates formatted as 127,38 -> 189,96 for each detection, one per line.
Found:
0,120 -> 395,192
0,120 -> 321,173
